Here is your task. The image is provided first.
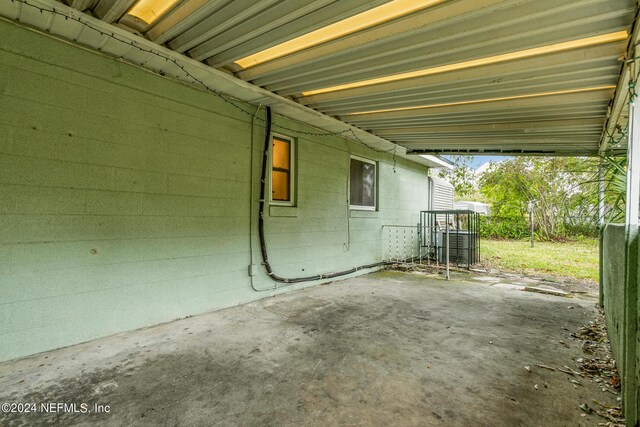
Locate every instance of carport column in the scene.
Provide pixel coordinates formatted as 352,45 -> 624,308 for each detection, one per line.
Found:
599,160 -> 605,225
599,160 -> 605,307
623,84 -> 640,424
627,98 -> 640,226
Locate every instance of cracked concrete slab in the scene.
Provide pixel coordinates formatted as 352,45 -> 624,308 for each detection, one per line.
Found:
0,271 -> 615,426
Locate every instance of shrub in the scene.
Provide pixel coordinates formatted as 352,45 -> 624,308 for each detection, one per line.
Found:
480,215 -> 529,239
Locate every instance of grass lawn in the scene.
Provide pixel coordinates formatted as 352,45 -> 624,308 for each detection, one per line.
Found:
480,238 -> 599,283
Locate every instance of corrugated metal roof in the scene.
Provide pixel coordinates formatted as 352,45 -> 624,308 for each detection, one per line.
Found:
3,0 -> 638,156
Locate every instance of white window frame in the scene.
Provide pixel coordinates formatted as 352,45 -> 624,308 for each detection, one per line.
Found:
349,155 -> 377,211
269,133 -> 296,207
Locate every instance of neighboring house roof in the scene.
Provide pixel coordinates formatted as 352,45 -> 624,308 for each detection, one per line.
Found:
453,201 -> 492,215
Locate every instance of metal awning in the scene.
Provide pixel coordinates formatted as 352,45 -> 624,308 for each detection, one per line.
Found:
2,0 -> 638,157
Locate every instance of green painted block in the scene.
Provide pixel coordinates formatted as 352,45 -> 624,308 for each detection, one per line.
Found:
0,19 -> 432,362
602,224 -> 640,425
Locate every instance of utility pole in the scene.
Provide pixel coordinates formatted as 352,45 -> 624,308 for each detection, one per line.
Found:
528,200 -> 535,248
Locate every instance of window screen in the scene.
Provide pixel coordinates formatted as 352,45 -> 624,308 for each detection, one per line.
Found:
350,158 -> 376,209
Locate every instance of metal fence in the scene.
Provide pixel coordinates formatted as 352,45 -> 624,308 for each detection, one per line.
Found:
382,210 -> 481,279
420,210 -> 480,270
381,225 -> 420,263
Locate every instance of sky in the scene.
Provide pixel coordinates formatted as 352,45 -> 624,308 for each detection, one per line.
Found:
469,156 -> 508,169
444,155 -> 511,171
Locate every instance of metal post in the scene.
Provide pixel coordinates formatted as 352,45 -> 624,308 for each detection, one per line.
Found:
445,213 -> 450,281
456,212 -> 460,268
410,228 -> 415,265
402,228 -> 407,262
528,200 -> 535,248
467,213 -> 471,269
622,78 -> 640,422
396,227 -> 400,262
599,159 -> 605,226
433,212 -> 437,267
627,99 -> 640,225
598,159 -> 605,308
530,209 -> 534,248
476,212 -> 480,263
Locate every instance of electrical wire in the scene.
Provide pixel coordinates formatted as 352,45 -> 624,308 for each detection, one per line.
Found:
11,0 -> 399,155
9,0 -> 397,289
343,137 -> 352,252
255,107 -> 390,287
15,0 -> 638,160
249,103 -> 271,292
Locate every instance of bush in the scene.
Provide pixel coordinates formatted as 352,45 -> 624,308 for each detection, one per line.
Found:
479,215 -> 598,240
562,222 -> 599,238
480,215 -> 529,239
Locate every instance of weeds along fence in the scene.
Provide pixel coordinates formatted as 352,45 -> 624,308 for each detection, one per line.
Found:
562,216 -> 599,237
479,216 -> 529,239
479,215 -> 598,240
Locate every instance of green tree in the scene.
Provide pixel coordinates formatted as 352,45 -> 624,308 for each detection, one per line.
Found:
479,157 -> 600,240
591,155 -> 627,223
437,155 -> 476,198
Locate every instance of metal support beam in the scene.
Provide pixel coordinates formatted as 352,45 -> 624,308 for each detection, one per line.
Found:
93,0 -> 136,23
445,215 -> 450,281
339,90 -> 614,122
65,0 -> 97,12
599,159 -> 606,225
627,97 -> 640,225
371,118 -> 605,136
623,54 -> 640,422
598,158 -> 606,308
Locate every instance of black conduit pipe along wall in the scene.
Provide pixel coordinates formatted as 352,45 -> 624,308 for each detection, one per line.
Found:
256,106 -> 390,286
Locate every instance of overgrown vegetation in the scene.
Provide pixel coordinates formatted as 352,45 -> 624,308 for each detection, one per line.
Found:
479,215 -> 529,240
439,156 -> 628,241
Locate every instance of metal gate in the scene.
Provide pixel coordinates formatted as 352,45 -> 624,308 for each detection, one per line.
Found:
419,210 -> 480,269
382,210 -> 481,278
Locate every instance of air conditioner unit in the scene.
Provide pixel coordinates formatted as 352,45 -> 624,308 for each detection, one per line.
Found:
437,230 -> 478,265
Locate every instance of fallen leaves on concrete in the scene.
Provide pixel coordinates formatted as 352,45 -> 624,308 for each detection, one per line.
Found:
558,366 -> 584,377
523,307 -> 623,424
572,309 -> 624,425
571,310 -> 620,394
579,401 -> 624,426
536,364 -> 555,371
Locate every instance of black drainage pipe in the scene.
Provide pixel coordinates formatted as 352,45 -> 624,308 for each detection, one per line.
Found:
256,106 -> 390,286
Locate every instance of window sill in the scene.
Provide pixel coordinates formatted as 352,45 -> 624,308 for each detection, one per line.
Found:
270,205 -> 298,217
350,210 -> 379,218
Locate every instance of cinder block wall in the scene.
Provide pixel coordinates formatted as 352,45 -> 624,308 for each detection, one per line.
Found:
602,224 -> 639,425
603,225 -> 627,364
0,20 -> 431,362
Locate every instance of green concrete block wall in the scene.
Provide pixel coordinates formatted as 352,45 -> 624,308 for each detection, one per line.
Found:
637,259 -> 640,427
602,224 -> 639,425
631,227 -> 639,427
0,20 -> 431,362
603,224 -> 627,366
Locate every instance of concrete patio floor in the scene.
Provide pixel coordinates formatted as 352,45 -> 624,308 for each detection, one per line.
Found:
0,271 -> 615,426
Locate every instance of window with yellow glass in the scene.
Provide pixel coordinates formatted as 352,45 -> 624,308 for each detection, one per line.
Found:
270,135 -> 295,206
